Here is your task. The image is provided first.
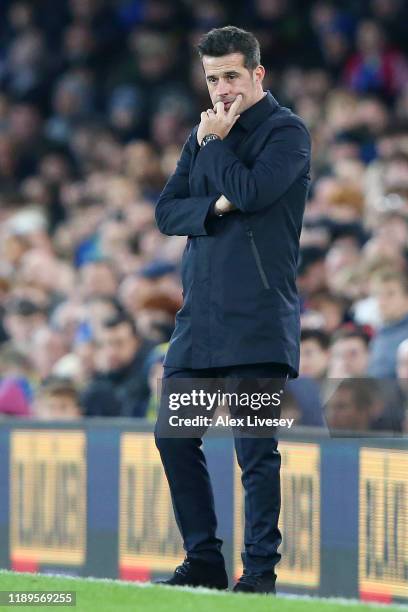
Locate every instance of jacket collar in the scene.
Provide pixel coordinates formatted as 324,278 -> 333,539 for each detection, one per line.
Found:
237,90 -> 279,131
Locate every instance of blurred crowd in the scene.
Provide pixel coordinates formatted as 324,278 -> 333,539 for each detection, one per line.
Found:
0,0 -> 408,434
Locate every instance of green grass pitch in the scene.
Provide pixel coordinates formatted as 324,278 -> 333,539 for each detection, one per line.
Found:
0,571 -> 406,612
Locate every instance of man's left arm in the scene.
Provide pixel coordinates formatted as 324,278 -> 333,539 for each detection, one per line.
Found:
197,122 -> 311,213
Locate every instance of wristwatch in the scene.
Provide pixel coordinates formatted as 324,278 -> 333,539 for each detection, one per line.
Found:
201,133 -> 220,148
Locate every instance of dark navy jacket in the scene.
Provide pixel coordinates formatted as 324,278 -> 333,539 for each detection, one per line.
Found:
155,91 -> 311,377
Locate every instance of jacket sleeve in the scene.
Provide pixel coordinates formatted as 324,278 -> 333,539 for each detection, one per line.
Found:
155,133 -> 218,236
196,123 -> 311,213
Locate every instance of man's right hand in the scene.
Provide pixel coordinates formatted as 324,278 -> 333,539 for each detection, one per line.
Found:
214,195 -> 236,215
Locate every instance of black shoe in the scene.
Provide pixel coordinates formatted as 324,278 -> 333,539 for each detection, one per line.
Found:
154,557 -> 228,590
233,569 -> 276,594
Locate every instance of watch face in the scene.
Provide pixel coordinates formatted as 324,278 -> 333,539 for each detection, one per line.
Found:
202,134 -> 219,147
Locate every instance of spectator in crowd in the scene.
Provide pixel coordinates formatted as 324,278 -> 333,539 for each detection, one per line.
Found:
368,268 -> 408,377
3,298 -> 47,352
343,20 -> 408,98
328,325 -> 371,377
33,377 -> 82,420
0,377 -> 31,418
299,329 -> 330,379
297,246 -> 327,301
30,326 -> 68,381
307,291 -> 349,334
325,379 -> 384,433
78,258 -> 119,300
81,312 -> 152,417
0,344 -> 34,418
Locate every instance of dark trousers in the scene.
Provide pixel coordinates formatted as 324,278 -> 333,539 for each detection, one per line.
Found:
154,362 -> 288,573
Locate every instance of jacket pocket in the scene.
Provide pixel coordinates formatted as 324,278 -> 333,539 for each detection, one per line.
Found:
245,227 -> 271,290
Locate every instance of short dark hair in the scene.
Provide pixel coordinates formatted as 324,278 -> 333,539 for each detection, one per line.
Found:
196,26 -> 261,71
101,312 -> 137,336
5,298 -> 43,317
331,325 -> 371,347
301,328 -> 330,350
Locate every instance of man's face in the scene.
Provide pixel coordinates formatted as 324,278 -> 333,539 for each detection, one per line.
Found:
326,387 -> 370,431
372,280 -> 408,323
300,339 -> 328,379
5,313 -> 46,344
330,337 -> 369,377
202,53 -> 264,114
97,322 -> 138,372
80,262 -> 117,298
36,394 -> 81,421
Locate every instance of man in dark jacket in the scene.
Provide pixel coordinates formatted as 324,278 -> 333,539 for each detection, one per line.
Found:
81,313 -> 152,417
154,26 -> 311,594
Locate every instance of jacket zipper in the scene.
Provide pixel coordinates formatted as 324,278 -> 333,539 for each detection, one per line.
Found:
246,229 -> 271,290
